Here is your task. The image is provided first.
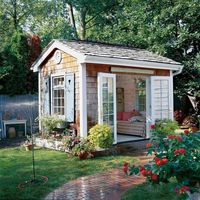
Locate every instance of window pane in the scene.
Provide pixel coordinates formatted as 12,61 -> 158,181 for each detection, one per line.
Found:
52,76 -> 65,116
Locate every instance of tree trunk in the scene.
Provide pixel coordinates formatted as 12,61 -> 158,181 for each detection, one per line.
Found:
12,0 -> 18,30
67,3 -> 78,39
79,8 -> 87,40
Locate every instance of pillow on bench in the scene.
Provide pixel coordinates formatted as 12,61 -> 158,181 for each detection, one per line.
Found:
117,112 -> 123,120
122,112 -> 133,121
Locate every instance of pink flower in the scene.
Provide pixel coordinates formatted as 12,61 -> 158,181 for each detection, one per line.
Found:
174,187 -> 179,193
180,185 -> 190,193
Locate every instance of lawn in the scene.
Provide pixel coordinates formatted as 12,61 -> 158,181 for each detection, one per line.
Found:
0,147 -> 137,200
121,181 -> 183,200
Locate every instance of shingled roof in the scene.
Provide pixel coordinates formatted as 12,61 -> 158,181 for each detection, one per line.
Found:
32,40 -> 182,72
58,40 -> 180,65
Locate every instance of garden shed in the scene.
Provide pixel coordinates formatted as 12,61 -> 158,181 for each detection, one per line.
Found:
32,40 -> 183,143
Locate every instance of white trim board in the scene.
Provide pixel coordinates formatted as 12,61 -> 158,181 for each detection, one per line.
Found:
111,67 -> 154,74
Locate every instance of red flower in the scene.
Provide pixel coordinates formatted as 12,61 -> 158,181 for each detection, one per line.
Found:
161,158 -> 168,164
150,124 -> 155,129
176,136 -> 183,142
146,143 -> 152,148
184,129 -> 189,134
123,162 -> 129,174
180,185 -> 190,193
140,166 -> 145,172
147,170 -> 152,176
141,169 -> 147,176
174,148 -> 186,155
174,149 -> 180,155
168,134 -> 176,139
179,148 -> 186,154
151,174 -> 158,182
154,157 -> 163,166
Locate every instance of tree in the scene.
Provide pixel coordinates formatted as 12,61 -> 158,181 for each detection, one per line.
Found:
0,31 -> 40,95
88,0 -> 200,113
66,0 -> 119,40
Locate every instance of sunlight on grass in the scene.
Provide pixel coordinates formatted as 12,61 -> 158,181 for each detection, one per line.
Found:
0,147 -> 137,200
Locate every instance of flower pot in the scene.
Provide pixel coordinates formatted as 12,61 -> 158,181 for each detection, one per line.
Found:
24,144 -> 33,151
78,152 -> 88,159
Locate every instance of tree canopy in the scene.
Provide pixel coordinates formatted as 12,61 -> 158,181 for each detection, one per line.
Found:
0,0 -> 199,113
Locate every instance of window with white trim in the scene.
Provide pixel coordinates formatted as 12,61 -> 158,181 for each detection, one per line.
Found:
52,76 -> 65,116
135,79 -> 146,111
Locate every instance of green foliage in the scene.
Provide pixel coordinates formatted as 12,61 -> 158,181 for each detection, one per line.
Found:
88,124 -> 113,148
39,115 -> 65,134
125,126 -> 200,197
155,119 -> 179,135
72,139 -> 95,159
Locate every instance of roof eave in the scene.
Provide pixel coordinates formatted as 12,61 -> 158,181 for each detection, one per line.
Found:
82,55 -> 183,71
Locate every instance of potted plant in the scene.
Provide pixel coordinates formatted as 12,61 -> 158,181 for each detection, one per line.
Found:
124,121 -> 200,199
23,140 -> 34,151
72,139 -> 95,159
39,115 -> 66,135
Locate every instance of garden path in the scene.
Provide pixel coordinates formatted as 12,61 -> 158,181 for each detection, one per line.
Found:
45,154 -> 151,200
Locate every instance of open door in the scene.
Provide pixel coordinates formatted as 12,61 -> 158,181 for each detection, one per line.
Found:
151,76 -> 173,122
98,73 -> 117,143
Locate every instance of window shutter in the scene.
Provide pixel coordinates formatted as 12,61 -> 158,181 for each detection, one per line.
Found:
65,73 -> 75,122
44,76 -> 51,115
150,76 -> 173,123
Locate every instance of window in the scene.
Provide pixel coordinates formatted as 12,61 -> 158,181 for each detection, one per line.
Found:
52,76 -> 65,116
135,79 -> 146,111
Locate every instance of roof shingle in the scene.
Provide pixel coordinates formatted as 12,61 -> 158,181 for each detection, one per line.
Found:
58,40 -> 180,65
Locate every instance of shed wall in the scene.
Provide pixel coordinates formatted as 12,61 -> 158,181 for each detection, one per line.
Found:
40,50 -> 80,131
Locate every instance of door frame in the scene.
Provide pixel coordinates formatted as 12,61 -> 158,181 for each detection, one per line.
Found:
97,72 -> 117,144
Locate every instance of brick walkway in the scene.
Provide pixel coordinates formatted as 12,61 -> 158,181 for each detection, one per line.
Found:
45,155 -> 151,200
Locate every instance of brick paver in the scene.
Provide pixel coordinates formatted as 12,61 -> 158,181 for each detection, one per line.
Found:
45,155 -> 151,200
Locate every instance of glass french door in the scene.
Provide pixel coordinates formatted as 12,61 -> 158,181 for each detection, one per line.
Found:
98,73 -> 117,143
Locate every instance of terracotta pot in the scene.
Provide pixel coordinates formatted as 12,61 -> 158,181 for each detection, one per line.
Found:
25,144 -> 33,151
78,152 -> 88,159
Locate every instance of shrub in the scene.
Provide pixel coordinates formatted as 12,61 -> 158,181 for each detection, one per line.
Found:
88,124 -> 113,148
154,119 -> 179,135
124,123 -> 200,198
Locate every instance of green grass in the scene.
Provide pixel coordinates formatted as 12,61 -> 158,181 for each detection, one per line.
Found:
0,147 -> 137,200
121,182 -> 184,200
